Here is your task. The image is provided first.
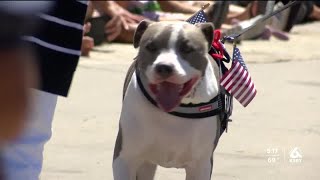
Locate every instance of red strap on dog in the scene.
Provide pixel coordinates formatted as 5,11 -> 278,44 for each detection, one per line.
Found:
210,29 -> 224,60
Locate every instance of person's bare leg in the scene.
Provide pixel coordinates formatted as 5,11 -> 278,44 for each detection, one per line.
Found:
0,49 -> 37,143
225,2 -> 259,24
3,90 -> 58,180
85,1 -> 94,21
309,5 -> 320,20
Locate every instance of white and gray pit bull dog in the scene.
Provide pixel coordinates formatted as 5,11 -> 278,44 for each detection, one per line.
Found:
113,20 -> 222,180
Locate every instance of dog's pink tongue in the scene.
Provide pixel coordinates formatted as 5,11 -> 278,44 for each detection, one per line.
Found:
156,81 -> 181,112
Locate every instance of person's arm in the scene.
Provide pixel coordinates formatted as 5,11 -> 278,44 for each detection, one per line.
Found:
90,1 -> 145,41
91,1 -> 145,27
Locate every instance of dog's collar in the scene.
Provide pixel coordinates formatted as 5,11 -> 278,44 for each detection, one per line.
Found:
135,69 -> 223,119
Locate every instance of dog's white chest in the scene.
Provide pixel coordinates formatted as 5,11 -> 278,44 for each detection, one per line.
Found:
119,74 -> 219,168
142,120 -> 217,168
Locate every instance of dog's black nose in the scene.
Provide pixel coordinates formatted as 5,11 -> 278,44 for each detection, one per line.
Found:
155,64 -> 174,78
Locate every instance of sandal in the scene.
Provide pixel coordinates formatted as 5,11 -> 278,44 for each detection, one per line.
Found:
267,26 -> 289,40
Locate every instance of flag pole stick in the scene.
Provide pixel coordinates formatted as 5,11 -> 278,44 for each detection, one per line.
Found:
231,38 -> 237,62
186,3 -> 210,22
233,39 -> 237,49
201,3 -> 210,10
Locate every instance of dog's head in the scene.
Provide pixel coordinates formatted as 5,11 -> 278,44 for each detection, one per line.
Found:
134,20 -> 214,112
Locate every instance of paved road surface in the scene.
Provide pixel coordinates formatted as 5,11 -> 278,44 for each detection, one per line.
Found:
41,22 -> 320,180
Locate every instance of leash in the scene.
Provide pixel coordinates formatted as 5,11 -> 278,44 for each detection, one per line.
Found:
210,29 -> 233,135
223,1 -> 300,42
211,30 -> 225,60
207,1 -> 300,133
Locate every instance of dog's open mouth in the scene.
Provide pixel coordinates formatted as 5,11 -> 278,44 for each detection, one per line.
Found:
149,77 -> 199,112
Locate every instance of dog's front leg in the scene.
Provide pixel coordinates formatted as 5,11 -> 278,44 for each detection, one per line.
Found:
185,158 -> 212,180
113,156 -> 139,180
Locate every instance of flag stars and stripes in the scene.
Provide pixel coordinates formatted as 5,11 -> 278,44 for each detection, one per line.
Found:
233,49 -> 248,71
186,8 -> 257,107
187,10 -> 208,24
220,47 -> 257,107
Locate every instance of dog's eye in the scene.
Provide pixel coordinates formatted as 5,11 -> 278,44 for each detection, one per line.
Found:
145,42 -> 157,52
180,43 -> 195,54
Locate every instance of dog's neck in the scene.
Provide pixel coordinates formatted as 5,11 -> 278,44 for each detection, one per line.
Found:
181,57 -> 220,104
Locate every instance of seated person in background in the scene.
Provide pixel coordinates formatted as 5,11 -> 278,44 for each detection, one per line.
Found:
223,1 -> 291,41
226,0 -> 320,40
124,1 -> 285,41
85,0 -> 305,44
85,1 -> 209,44
292,1 -> 320,24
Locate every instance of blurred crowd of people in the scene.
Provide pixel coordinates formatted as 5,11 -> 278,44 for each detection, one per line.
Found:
0,1 -> 320,180
81,0 -> 320,56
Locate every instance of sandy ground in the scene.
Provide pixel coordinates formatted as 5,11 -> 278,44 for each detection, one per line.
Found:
41,22 -> 320,180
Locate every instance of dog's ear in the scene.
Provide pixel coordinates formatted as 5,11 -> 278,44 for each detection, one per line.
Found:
133,20 -> 153,48
195,23 -> 215,50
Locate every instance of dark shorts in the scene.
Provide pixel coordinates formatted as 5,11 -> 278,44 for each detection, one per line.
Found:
31,0 -> 87,97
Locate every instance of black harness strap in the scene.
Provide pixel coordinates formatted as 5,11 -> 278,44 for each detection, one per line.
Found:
125,55 -> 233,135
135,69 -> 223,119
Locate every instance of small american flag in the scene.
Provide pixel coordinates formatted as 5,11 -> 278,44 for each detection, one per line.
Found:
186,10 -> 208,24
220,47 -> 257,107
